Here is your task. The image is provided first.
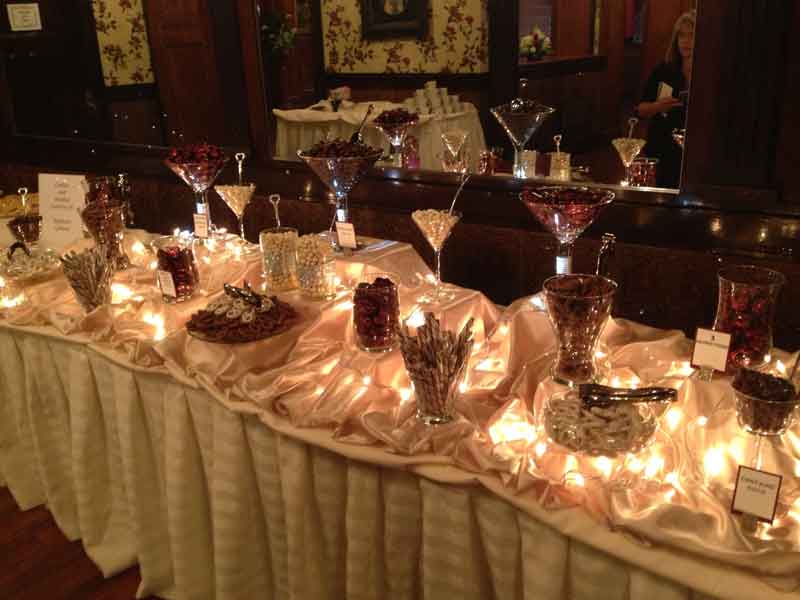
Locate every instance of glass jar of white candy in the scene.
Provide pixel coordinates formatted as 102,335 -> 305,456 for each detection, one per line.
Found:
296,234 -> 337,300
260,226 -> 298,292
541,389 -> 663,457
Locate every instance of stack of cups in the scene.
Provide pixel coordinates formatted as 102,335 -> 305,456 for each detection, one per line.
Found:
425,87 -> 443,115
413,90 -> 430,114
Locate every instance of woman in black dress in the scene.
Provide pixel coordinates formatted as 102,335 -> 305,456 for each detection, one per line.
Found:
636,11 -> 695,188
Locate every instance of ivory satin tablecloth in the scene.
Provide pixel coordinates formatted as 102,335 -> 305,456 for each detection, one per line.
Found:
2,231 -> 800,600
273,101 -> 487,171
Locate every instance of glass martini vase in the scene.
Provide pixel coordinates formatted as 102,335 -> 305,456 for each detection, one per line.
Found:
297,149 -> 382,244
441,129 -> 469,158
165,158 -> 228,237
215,183 -> 257,251
611,137 -> 646,186
374,117 -> 419,168
521,186 -> 614,275
491,99 -> 555,178
411,209 -> 462,303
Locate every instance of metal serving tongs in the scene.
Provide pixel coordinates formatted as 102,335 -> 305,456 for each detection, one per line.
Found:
223,280 -> 266,308
578,383 -> 678,408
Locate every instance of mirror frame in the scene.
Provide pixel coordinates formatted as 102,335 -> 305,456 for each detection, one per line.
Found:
1,0 -> 797,219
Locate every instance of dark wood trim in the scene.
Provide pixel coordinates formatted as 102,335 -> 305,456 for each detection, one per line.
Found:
682,0 -> 794,197
102,83 -> 159,102
209,0 -> 251,147
237,0 -> 272,160
488,0 -> 519,148
517,54 -> 607,79
0,44 -> 14,137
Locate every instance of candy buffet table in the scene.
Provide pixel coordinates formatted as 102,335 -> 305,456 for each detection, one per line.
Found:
273,101 -> 487,171
1,231 -> 799,600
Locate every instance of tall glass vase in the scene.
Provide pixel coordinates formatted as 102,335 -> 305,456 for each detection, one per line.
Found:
712,265 -> 785,372
544,274 -> 617,385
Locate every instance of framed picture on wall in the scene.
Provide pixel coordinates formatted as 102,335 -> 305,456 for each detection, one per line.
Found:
361,0 -> 429,40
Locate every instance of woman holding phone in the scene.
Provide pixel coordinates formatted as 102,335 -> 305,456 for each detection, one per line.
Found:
636,10 -> 695,188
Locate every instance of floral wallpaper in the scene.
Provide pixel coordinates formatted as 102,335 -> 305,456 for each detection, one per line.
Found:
322,0 -> 489,73
91,0 -> 155,86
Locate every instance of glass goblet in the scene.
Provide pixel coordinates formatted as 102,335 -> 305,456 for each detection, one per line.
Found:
411,209 -> 461,304
612,138 -> 646,186
80,203 -> 130,271
165,157 -> 228,238
373,111 -> 419,168
490,99 -> 555,178
521,186 -> 614,275
215,183 -> 257,253
297,149 -> 382,248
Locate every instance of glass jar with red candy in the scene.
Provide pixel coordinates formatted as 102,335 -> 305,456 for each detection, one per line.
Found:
152,235 -> 200,303
712,265 -> 785,372
353,273 -> 400,353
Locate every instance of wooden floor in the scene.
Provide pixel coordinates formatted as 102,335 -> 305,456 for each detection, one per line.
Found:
0,487 -> 157,600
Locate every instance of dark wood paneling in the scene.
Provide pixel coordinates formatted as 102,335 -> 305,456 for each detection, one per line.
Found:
683,0 -> 793,196
143,0 -> 228,145
108,98 -> 163,146
774,1 -> 800,205
238,0 -> 272,160
553,0 -> 593,56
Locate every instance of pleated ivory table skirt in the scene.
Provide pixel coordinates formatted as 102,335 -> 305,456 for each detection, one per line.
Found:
0,325 -> 733,600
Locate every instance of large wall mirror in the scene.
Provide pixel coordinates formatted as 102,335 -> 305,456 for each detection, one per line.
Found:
264,0 -> 697,192
1,0 -> 794,212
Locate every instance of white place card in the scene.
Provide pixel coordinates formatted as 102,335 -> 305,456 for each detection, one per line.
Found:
193,213 -> 209,238
691,328 -> 731,372
335,221 -> 357,249
732,466 -> 782,524
39,173 -> 86,251
156,270 -> 177,298
7,3 -> 42,32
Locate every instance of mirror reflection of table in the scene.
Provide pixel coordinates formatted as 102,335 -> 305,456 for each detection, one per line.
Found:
273,101 -> 487,171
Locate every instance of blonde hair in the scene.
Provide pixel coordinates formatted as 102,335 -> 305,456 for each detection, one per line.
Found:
665,10 -> 696,67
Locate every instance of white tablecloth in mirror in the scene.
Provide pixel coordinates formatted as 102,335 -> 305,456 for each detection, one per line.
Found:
273,101 -> 487,171
1,232 -> 798,600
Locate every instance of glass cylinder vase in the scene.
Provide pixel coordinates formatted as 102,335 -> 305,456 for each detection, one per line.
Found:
152,235 -> 200,303
413,372 -> 463,426
260,227 -> 298,292
353,273 -> 400,353
712,265 -> 785,372
296,234 -> 337,300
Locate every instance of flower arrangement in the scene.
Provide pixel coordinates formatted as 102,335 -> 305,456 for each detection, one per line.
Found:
519,26 -> 553,61
261,10 -> 296,57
